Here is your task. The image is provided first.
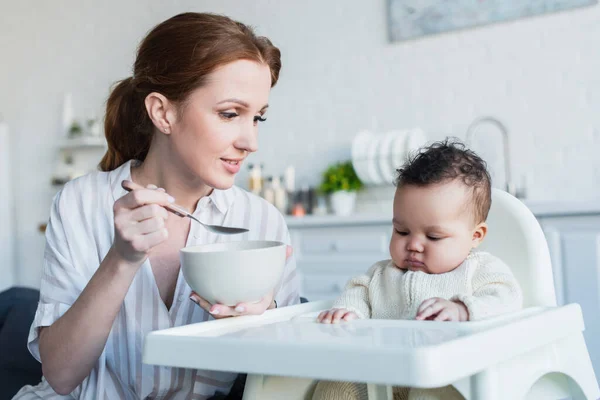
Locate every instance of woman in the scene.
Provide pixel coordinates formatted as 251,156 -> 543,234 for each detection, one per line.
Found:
14,12 -> 300,399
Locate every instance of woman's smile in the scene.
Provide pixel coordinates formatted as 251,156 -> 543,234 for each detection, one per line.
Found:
221,157 -> 243,174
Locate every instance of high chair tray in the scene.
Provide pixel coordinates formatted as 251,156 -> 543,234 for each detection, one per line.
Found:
143,301 -> 585,388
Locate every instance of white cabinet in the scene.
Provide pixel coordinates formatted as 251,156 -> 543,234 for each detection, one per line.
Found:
287,215 -> 391,301
286,209 -> 600,378
538,214 -> 600,379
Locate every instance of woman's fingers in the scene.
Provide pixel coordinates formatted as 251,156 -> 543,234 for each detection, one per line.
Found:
232,294 -> 273,316
129,204 -> 169,222
122,229 -> 167,253
189,292 -> 264,319
130,216 -> 165,235
209,293 -> 272,317
120,203 -> 169,241
189,293 -> 229,319
112,182 -> 177,264
286,245 -> 293,260
143,228 -> 169,247
116,185 -> 174,211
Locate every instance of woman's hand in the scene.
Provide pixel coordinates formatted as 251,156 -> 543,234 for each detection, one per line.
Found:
189,246 -> 293,318
416,297 -> 469,321
112,181 -> 174,265
317,308 -> 358,324
189,291 -> 276,319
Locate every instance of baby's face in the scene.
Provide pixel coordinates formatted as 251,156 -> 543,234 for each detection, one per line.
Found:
389,180 -> 487,274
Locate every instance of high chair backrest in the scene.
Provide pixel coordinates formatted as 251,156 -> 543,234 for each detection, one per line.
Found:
477,189 -> 557,307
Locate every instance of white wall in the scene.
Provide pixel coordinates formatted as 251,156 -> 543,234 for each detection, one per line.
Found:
1,0 -> 599,287
0,122 -> 15,291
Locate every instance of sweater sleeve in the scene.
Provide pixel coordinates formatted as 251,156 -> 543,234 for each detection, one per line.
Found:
451,253 -> 523,321
331,261 -> 387,319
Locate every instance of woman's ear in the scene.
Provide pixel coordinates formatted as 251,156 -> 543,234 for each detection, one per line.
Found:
471,222 -> 488,248
145,92 -> 176,134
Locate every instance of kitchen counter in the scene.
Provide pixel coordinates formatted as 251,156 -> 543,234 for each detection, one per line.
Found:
285,199 -> 600,228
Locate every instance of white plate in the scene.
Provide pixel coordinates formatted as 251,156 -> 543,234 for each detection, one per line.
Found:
352,130 -> 374,185
390,130 -> 409,171
352,130 -> 372,162
366,135 -> 383,185
377,132 -> 398,185
405,128 -> 427,158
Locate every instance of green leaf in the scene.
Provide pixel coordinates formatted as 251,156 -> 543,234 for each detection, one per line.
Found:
319,161 -> 364,194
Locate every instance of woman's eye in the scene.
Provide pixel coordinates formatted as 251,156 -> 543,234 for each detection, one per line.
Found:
220,112 -> 239,120
253,115 -> 267,123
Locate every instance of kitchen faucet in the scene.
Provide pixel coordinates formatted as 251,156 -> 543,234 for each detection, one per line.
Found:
465,116 -> 523,198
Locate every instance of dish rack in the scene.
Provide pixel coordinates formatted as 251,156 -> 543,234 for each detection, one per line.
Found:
351,129 -> 428,213
351,128 -> 428,187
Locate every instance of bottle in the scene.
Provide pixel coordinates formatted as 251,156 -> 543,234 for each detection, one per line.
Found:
248,164 -> 263,195
291,191 -> 306,217
61,93 -> 74,139
259,163 -> 265,194
284,166 -> 295,214
284,165 -> 295,193
273,176 -> 287,213
247,163 -> 255,191
263,176 -> 275,204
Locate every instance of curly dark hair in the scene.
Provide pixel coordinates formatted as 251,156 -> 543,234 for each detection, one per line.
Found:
395,138 -> 492,223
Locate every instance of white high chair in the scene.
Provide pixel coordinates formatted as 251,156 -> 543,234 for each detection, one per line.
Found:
143,189 -> 600,400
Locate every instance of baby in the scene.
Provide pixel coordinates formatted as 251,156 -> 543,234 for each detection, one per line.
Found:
312,139 -> 523,400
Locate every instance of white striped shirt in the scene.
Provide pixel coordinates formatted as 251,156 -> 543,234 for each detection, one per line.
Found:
13,160 -> 300,400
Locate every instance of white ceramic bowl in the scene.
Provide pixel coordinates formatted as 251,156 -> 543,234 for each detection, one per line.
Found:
181,240 -> 287,306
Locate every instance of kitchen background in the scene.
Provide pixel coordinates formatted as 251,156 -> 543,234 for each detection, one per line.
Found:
2,0 -> 600,374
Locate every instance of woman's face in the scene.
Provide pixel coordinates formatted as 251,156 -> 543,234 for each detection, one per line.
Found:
169,59 -> 272,190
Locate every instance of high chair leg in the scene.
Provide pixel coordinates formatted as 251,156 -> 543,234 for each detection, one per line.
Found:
464,332 -> 598,400
367,383 -> 393,400
242,374 -> 263,400
242,374 -> 318,400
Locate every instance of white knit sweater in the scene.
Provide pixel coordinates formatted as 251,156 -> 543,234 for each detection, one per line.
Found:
332,251 -> 523,321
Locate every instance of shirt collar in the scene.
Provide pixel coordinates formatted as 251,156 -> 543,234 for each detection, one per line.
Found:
206,187 -> 235,215
109,160 -> 136,202
108,160 -> 235,214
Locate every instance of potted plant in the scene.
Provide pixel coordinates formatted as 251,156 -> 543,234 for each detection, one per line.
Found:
68,121 -> 83,138
319,161 -> 363,216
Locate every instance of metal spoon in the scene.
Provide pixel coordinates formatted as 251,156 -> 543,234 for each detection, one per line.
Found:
121,180 -> 248,235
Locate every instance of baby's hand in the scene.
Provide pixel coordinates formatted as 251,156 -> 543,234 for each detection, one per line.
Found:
317,308 -> 358,324
416,297 -> 469,322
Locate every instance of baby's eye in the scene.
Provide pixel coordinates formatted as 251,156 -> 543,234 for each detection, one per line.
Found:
427,236 -> 442,241
395,229 -> 408,236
